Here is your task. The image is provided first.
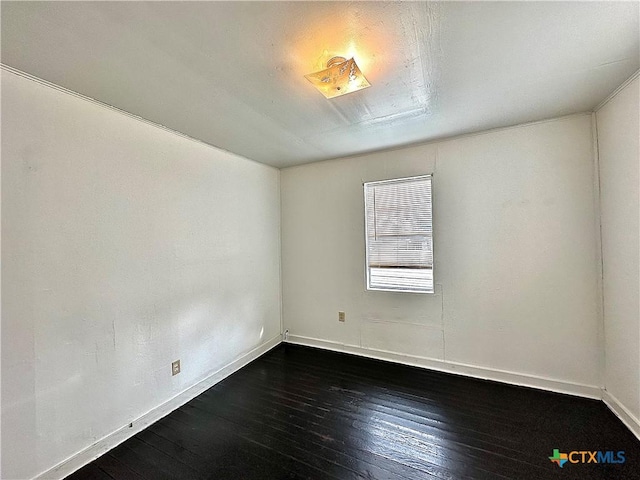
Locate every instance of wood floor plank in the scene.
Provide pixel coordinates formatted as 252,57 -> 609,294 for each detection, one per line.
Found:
191,387 -> 520,480
159,409 -> 325,479
92,453 -> 145,480
186,398 -> 422,480
66,462 -> 115,480
177,403 -> 365,480
189,393 -> 430,480
66,344 -> 640,480
197,372 -> 544,477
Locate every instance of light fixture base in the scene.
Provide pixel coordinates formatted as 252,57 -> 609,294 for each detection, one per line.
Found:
326,56 -> 347,68
305,56 -> 371,99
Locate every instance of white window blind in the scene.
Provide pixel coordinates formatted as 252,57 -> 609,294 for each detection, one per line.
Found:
364,175 -> 433,293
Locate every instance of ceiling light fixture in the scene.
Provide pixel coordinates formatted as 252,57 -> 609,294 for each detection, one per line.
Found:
305,56 -> 371,99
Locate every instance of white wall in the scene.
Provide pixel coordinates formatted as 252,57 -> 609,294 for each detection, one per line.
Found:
281,114 -> 601,394
1,70 -> 281,480
596,75 -> 640,432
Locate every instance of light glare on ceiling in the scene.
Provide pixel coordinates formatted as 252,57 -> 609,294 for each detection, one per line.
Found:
305,56 -> 371,99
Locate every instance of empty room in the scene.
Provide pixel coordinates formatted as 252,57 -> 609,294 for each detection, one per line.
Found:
1,1 -> 639,479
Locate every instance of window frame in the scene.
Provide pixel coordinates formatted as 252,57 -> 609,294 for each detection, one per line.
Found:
363,174 -> 434,294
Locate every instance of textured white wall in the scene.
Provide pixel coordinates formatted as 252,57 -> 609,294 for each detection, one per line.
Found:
281,114 -> 601,390
1,70 -> 281,480
596,76 -> 640,423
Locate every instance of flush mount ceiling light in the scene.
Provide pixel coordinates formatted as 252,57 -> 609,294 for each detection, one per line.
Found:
305,56 -> 371,99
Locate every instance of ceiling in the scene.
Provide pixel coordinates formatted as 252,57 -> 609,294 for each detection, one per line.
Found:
2,1 -> 638,168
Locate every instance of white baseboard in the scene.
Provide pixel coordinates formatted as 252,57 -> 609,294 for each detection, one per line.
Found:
285,335 -> 602,400
34,335 -> 282,480
602,389 -> 640,441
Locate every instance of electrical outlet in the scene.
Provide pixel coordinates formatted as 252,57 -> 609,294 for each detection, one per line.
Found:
172,360 -> 181,376
338,311 -> 346,322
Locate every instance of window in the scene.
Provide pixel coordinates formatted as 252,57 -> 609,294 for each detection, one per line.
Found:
364,175 -> 433,293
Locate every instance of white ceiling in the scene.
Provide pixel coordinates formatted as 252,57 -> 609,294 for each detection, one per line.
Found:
2,1 -> 638,168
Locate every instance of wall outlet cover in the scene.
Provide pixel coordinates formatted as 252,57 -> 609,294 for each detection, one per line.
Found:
172,360 -> 181,376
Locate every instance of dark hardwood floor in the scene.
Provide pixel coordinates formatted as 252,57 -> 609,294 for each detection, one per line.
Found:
67,344 -> 640,480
